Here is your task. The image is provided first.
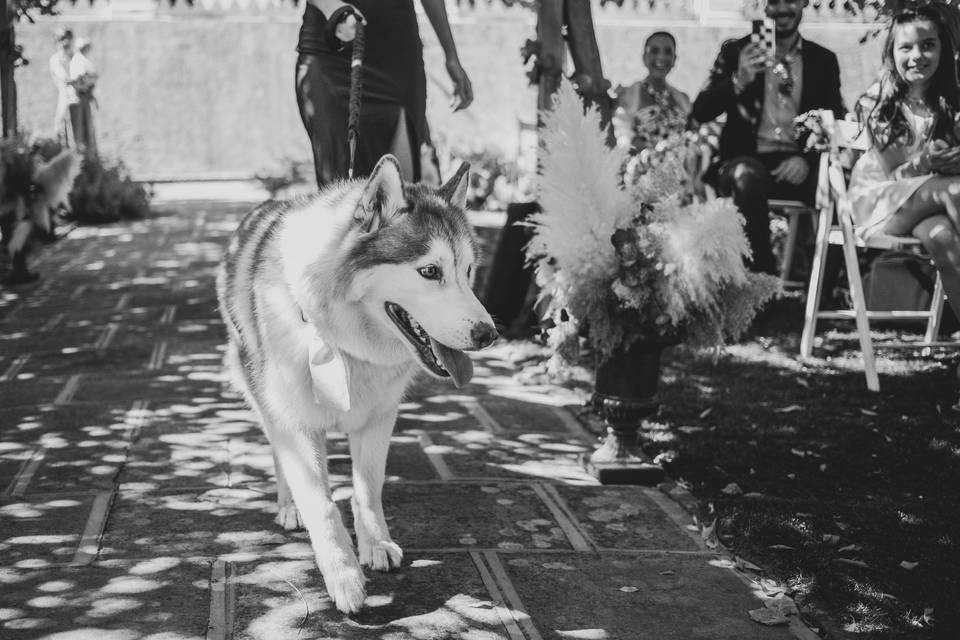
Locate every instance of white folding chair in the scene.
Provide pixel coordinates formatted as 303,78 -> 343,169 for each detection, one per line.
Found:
800,119 -> 946,392
770,198 -> 817,289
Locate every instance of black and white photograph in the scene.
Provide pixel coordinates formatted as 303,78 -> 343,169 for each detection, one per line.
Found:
1,0 -> 959,638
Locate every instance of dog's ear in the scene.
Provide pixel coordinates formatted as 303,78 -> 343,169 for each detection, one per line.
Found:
438,161 -> 470,209
355,155 -> 404,233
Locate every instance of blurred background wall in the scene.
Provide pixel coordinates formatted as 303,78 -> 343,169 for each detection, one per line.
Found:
13,0 -> 883,181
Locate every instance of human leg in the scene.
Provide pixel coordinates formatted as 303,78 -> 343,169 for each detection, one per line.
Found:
295,55 -> 348,188
909,215 -> 960,320
715,156 -> 777,274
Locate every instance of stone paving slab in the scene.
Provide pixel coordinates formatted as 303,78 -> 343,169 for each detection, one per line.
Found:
10,347 -> 157,379
0,323 -> 110,354
424,428 -> 594,482
0,495 -> 94,566
70,372 -> 224,405
553,485 -> 703,552
377,482 -> 572,552
0,557 -> 211,638
230,554 -> 507,640
1,377 -> 77,407
499,552 -> 794,640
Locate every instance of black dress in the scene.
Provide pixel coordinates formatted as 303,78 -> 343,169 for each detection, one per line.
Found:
296,0 -> 428,187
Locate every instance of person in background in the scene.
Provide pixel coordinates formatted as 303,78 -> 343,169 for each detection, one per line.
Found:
49,28 -> 79,148
847,3 -> 960,401
612,31 -> 691,153
691,0 -> 845,275
69,37 -> 98,158
295,0 -> 473,188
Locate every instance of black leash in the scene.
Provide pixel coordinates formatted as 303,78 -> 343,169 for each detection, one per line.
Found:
347,21 -> 365,179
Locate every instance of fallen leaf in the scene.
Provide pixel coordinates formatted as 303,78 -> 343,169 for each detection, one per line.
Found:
507,558 -> 530,567
735,556 -> 763,572
787,474 -> 796,480
678,425 -> 704,434
900,560 -> 919,570
480,486 -> 501,494
496,498 -> 515,506
923,608 -> 935,625
458,536 -> 478,545
542,562 -> 576,571
701,519 -> 718,549
790,448 -> 806,457
699,408 -> 712,419
819,463 -> 827,472
756,578 -> 785,596
497,541 -> 523,550
768,544 -> 795,550
721,482 -> 743,495
823,534 -> 840,545
659,570 -> 675,576
833,558 -> 869,568
749,607 -> 790,625
775,404 -> 803,413
797,378 -> 810,388
860,408 -> 878,416
838,543 -> 862,553
618,586 -> 639,593
468,600 -> 499,609
767,595 -> 799,616
744,492 -> 766,499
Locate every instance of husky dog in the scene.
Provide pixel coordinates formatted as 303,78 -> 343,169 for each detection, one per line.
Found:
216,155 -> 498,613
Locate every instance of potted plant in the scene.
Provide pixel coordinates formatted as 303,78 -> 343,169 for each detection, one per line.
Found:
524,81 -> 780,484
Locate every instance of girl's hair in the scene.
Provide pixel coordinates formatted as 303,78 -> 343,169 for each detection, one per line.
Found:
644,31 -> 677,51
860,3 -> 960,150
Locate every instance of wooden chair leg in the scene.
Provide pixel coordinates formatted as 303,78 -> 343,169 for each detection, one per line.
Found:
922,273 -> 946,356
800,209 -> 831,358
841,225 -> 879,391
780,214 -> 800,284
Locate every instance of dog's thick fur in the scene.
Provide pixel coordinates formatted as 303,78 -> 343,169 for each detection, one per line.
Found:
216,155 -> 497,613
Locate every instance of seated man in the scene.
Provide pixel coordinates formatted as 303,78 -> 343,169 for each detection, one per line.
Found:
691,0 -> 845,274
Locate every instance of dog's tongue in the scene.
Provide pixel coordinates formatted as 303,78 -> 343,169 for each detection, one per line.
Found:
430,338 -> 473,388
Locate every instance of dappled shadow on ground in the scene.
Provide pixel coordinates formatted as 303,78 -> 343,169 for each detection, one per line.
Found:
0,557 -> 211,637
650,324 -> 960,637
231,556 -> 506,640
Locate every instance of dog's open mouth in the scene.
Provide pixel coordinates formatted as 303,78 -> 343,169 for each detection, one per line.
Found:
385,302 -> 473,387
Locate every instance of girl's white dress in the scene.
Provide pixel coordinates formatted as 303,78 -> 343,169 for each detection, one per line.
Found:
848,104 -> 935,240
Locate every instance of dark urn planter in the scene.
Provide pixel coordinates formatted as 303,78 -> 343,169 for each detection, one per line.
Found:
585,340 -> 671,485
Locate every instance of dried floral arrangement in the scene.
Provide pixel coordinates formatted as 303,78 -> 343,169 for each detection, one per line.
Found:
524,81 -> 780,364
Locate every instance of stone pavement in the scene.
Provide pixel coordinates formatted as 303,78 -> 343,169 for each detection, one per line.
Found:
1,194 -> 818,639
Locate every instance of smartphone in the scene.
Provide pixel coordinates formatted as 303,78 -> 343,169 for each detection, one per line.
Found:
750,19 -> 775,67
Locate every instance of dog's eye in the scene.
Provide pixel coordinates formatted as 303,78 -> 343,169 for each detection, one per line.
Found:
417,265 -> 441,280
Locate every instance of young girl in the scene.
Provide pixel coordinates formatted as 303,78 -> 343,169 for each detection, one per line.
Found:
849,4 -> 960,342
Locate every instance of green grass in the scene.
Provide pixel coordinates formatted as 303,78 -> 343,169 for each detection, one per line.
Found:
514,294 -> 960,639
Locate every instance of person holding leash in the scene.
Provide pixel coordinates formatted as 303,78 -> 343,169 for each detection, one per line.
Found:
296,0 -> 473,188
691,0 -> 845,275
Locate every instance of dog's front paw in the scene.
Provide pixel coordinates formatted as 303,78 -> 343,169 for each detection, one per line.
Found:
275,502 -> 303,530
324,564 -> 367,614
359,539 -> 403,572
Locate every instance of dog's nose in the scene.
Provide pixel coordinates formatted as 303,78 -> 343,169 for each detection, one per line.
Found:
470,322 -> 499,349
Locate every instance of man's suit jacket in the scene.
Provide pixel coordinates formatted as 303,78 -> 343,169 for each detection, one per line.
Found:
692,35 -> 846,167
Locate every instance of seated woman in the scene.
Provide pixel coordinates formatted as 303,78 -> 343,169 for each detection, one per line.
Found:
848,4 -> 960,392
612,31 -> 691,153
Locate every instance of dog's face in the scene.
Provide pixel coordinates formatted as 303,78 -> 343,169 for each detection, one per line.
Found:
340,156 -> 498,387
